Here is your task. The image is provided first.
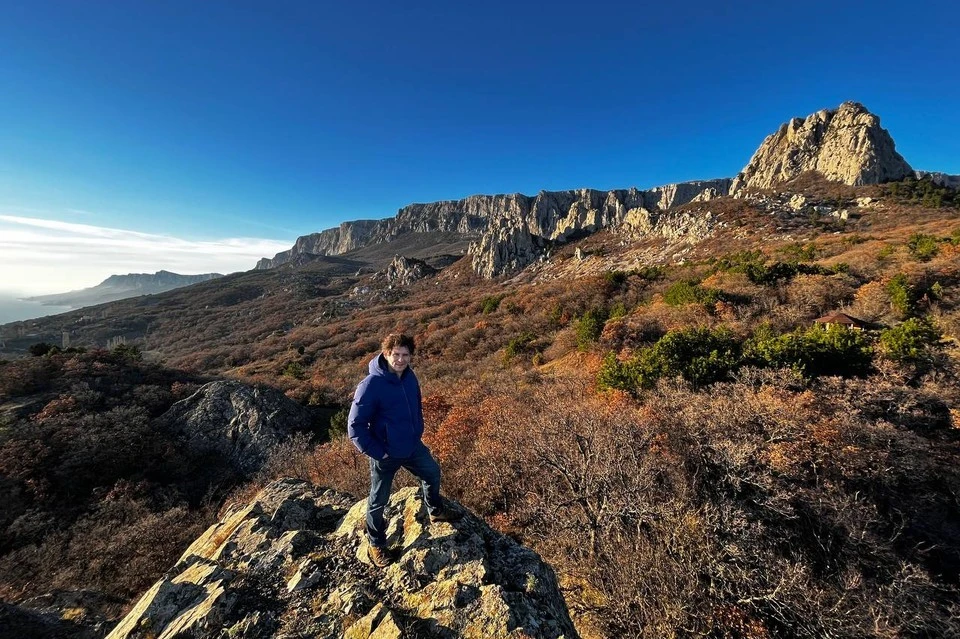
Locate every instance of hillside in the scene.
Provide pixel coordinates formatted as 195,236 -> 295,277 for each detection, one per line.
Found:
3,175 -> 959,637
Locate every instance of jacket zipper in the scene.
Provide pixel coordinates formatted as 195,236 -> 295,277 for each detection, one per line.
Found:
400,378 -> 415,440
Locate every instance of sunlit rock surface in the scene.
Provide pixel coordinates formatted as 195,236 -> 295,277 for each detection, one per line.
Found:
107,479 -> 578,639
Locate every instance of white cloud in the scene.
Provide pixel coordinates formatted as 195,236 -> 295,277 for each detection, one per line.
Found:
0,215 -> 293,295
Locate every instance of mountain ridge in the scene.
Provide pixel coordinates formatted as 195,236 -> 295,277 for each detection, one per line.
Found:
25,270 -> 223,308
256,101 -> 915,278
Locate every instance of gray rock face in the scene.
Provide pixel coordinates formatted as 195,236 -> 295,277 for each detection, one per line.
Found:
730,101 -> 913,194
256,220 -> 385,269
157,381 -> 310,475
372,255 -> 438,287
259,181 -> 731,278
107,479 -> 578,639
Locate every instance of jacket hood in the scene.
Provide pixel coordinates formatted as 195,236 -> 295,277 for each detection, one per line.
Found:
368,353 -> 408,381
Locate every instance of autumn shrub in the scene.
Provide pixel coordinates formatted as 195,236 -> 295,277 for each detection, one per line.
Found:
0,350 -> 233,615
416,369 -> 960,637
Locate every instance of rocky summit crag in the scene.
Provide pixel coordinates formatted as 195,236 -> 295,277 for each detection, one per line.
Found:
730,101 -> 913,193
256,101 -> 919,281
107,479 -> 578,639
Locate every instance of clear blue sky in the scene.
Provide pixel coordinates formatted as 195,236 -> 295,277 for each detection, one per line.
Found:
1,0 -> 958,292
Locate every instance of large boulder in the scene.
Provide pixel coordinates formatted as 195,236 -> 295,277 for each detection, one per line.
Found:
157,381 -> 311,475
730,101 -> 913,193
106,479 -> 578,639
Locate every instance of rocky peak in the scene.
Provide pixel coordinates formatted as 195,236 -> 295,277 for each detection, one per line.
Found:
156,381 -> 312,475
107,479 -> 578,639
730,101 -> 913,194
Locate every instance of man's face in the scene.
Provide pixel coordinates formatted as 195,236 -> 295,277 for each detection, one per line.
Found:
385,346 -> 412,374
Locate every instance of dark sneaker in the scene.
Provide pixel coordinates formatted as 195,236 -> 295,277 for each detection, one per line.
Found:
430,509 -> 459,524
367,545 -> 391,567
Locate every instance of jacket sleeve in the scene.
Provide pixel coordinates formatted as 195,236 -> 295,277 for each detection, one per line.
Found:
347,377 -> 386,460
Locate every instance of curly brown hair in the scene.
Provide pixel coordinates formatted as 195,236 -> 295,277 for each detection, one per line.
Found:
381,333 -> 416,355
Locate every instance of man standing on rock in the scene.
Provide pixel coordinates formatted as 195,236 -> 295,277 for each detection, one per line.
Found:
348,333 -> 453,567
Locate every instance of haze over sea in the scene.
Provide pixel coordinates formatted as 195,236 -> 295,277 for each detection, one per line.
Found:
0,293 -> 73,324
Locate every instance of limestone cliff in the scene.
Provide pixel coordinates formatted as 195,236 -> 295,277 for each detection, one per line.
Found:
255,101 -> 922,278
257,180 -> 731,278
107,479 -> 578,639
730,101 -> 913,193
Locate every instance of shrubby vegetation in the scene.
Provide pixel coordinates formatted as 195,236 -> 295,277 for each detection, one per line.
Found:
599,324 -> 873,394
744,323 -> 873,377
884,175 -> 960,208
879,317 -> 941,363
599,327 -> 741,391
0,349 -> 229,609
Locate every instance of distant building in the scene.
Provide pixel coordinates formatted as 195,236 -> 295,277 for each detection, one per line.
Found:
62,330 -> 70,349
814,311 -> 873,330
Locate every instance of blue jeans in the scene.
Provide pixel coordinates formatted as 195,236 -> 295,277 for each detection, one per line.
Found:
366,444 -> 443,548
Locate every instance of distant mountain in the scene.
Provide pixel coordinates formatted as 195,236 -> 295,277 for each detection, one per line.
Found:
25,270 -> 223,308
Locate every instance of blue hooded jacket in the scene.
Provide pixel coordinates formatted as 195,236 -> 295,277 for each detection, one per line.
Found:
347,354 -> 425,460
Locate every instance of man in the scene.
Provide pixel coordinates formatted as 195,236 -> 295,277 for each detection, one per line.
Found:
347,333 -> 453,567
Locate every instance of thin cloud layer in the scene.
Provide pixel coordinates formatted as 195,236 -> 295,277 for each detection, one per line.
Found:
0,215 -> 292,295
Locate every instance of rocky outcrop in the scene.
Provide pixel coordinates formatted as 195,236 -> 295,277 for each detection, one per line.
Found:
156,381 -> 311,475
257,181 -> 731,278
372,255 -> 438,287
107,479 -> 578,639
730,102 -> 913,194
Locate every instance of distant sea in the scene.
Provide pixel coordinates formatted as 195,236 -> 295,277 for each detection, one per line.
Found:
0,294 -> 75,324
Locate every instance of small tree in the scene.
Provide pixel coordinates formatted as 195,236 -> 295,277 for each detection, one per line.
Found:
880,318 -> 941,363
907,233 -> 940,261
575,307 -> 609,350
886,273 -> 914,317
